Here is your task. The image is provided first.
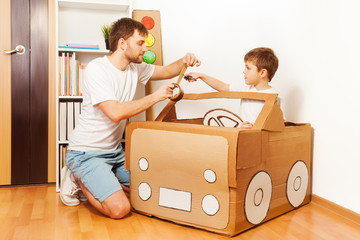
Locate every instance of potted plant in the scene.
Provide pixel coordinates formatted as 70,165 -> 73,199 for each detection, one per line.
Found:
101,24 -> 111,50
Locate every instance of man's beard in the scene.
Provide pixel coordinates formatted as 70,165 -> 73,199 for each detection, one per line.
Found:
126,52 -> 143,64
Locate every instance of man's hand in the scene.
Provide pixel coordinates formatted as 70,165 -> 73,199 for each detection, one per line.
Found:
241,121 -> 253,129
152,83 -> 175,102
182,53 -> 201,67
150,53 -> 201,80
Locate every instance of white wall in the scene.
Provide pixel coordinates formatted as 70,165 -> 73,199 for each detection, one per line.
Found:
133,0 -> 360,214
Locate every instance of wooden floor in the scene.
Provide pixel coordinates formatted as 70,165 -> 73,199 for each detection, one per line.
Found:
1,185 -> 360,240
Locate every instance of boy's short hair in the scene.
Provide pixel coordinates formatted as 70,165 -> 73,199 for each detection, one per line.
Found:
244,47 -> 279,82
109,18 -> 148,53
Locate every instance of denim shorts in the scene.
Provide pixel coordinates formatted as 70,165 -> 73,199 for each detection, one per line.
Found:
66,144 -> 130,203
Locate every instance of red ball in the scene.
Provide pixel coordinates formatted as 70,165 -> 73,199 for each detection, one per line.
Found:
141,16 -> 155,30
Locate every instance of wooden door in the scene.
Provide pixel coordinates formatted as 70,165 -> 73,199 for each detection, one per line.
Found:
0,0 -> 55,185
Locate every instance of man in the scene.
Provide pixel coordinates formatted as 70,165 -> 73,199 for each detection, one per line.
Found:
60,18 -> 201,219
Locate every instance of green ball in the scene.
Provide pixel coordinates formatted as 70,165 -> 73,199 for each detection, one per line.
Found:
143,50 -> 156,64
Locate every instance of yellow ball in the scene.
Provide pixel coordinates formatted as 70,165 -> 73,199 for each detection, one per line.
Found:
146,33 -> 155,47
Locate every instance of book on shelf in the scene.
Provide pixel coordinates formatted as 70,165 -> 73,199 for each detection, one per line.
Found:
58,52 -> 85,96
59,46 -> 100,50
59,102 -> 67,141
79,64 -> 86,96
67,43 -> 100,49
59,43 -> 100,50
60,144 -> 68,167
59,102 -> 82,141
67,102 -> 74,140
59,144 -> 68,184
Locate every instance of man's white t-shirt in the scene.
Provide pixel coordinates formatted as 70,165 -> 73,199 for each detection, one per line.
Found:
229,82 -> 283,125
69,56 -> 155,152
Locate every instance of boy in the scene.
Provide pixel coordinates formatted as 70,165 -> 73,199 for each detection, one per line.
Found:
185,47 -> 281,129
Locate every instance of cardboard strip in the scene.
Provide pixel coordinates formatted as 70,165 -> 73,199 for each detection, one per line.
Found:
183,91 -> 278,102
176,64 -> 187,84
155,100 -> 177,121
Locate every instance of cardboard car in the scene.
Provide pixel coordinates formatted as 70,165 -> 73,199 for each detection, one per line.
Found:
125,91 -> 312,236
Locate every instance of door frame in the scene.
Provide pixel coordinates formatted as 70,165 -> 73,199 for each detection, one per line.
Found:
0,0 -> 11,185
48,0 -> 56,183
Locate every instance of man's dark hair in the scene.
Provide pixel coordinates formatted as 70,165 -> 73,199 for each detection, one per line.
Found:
109,18 -> 148,53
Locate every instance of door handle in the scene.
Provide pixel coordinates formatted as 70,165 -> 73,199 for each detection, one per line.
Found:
3,45 -> 26,55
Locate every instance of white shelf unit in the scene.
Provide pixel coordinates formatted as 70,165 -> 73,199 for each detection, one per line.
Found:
58,48 -> 110,53
58,0 -> 130,11
59,95 -> 84,100
55,0 -> 132,191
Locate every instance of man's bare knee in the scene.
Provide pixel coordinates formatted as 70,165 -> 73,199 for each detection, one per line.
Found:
107,201 -> 131,219
103,190 -> 131,219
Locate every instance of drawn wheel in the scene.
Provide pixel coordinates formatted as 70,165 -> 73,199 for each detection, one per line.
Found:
245,171 -> 272,225
286,160 -> 309,208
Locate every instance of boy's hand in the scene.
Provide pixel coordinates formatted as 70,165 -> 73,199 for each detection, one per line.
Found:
184,72 -> 203,82
241,121 -> 253,129
182,53 -> 201,67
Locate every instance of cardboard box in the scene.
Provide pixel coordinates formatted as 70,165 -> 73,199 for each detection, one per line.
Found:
125,92 -> 312,236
